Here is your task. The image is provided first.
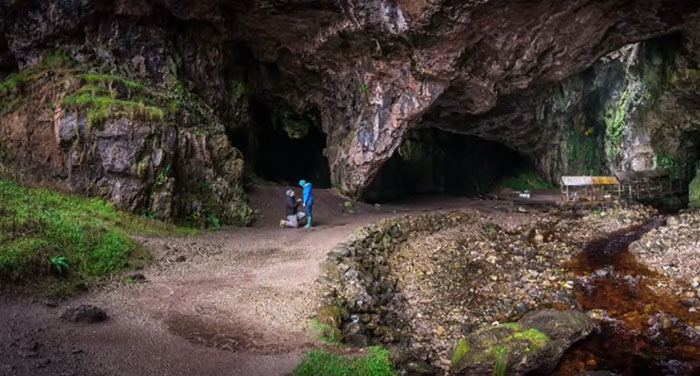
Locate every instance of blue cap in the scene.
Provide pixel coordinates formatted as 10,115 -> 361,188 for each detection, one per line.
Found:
299,180 -> 306,186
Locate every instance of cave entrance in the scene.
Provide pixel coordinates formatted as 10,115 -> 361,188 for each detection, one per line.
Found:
244,98 -> 331,187
365,128 -> 536,201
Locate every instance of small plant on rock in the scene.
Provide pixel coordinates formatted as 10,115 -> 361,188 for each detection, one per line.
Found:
154,168 -> 170,187
493,346 -> 508,376
207,214 -> 221,229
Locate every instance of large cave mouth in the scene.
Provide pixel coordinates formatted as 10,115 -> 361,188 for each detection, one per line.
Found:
243,98 -> 332,188
365,128 -> 535,202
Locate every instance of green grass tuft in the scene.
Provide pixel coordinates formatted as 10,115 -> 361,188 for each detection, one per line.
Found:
451,338 -> 470,365
0,180 -> 191,294
293,347 -> 397,376
73,73 -> 143,89
492,347 -> 507,376
62,93 -> 165,128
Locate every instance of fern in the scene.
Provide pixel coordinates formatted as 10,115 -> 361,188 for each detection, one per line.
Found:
49,256 -> 69,274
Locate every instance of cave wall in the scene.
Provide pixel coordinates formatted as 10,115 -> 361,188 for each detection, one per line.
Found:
421,36 -> 700,194
2,0 -> 700,212
0,1 -> 253,226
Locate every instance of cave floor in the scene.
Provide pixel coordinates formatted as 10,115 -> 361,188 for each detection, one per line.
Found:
0,183 -> 561,376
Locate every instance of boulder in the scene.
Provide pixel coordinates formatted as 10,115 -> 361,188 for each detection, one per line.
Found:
451,310 -> 597,376
518,309 -> 599,372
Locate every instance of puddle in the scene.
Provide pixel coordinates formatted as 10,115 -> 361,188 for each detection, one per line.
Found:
165,313 -> 252,352
554,217 -> 700,375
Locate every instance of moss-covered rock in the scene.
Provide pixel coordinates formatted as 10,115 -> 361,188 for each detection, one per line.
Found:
450,323 -> 552,376
451,310 -> 597,376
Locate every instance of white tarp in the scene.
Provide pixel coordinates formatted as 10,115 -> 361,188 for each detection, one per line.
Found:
561,176 -> 620,186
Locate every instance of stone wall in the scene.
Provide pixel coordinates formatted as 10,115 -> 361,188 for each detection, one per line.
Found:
320,211 -> 474,347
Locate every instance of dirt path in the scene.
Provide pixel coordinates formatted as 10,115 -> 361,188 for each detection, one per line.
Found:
0,184 -> 554,376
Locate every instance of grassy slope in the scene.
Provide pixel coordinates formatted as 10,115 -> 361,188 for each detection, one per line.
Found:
0,180 -> 191,295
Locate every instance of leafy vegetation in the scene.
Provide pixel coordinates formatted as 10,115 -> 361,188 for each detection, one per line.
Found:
0,180 -> 191,295
498,169 -> 552,191
49,256 -> 69,274
604,86 -> 632,159
292,347 -> 396,376
655,151 -> 683,177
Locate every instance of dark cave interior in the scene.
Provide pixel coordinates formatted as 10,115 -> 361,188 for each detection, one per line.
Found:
365,127 -> 534,201
241,98 -> 332,188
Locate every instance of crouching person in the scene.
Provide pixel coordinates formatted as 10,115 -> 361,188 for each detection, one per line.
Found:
280,189 -> 306,228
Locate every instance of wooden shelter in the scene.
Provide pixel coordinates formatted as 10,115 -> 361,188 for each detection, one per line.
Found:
560,176 -> 622,204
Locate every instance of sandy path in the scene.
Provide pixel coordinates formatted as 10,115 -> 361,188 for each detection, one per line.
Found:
0,184 -> 546,376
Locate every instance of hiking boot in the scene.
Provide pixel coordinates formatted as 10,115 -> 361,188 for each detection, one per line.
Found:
279,219 -> 286,228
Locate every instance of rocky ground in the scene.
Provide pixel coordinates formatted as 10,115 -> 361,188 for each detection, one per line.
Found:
320,203 -> 669,374
0,184 -> 519,376
393,205 -> 659,372
392,210 -> 575,371
2,183 -> 699,376
630,211 -> 700,311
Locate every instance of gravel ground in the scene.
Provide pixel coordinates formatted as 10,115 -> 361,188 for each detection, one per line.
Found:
1,182 -> 680,376
0,184 -> 533,376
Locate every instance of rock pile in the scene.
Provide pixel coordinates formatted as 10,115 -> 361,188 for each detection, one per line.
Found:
318,205 -> 659,374
391,212 -> 582,371
631,211 -> 700,305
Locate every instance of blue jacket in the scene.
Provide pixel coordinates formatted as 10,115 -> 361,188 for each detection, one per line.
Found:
302,183 -> 313,206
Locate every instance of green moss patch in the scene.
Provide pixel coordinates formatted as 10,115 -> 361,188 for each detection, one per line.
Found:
451,323 -> 552,375
0,49 -> 183,131
293,347 -> 397,376
0,180 -> 191,295
498,169 -> 552,191
62,93 -> 165,128
603,87 -> 632,159
310,318 -> 342,343
451,338 -> 470,365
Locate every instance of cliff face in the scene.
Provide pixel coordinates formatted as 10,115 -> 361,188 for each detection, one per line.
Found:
1,0 -> 700,216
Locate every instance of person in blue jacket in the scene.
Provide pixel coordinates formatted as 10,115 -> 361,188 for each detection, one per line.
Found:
299,179 -> 313,228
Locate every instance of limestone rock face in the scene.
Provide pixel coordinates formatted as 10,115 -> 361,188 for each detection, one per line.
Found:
0,53 -> 250,226
1,0 -> 700,199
